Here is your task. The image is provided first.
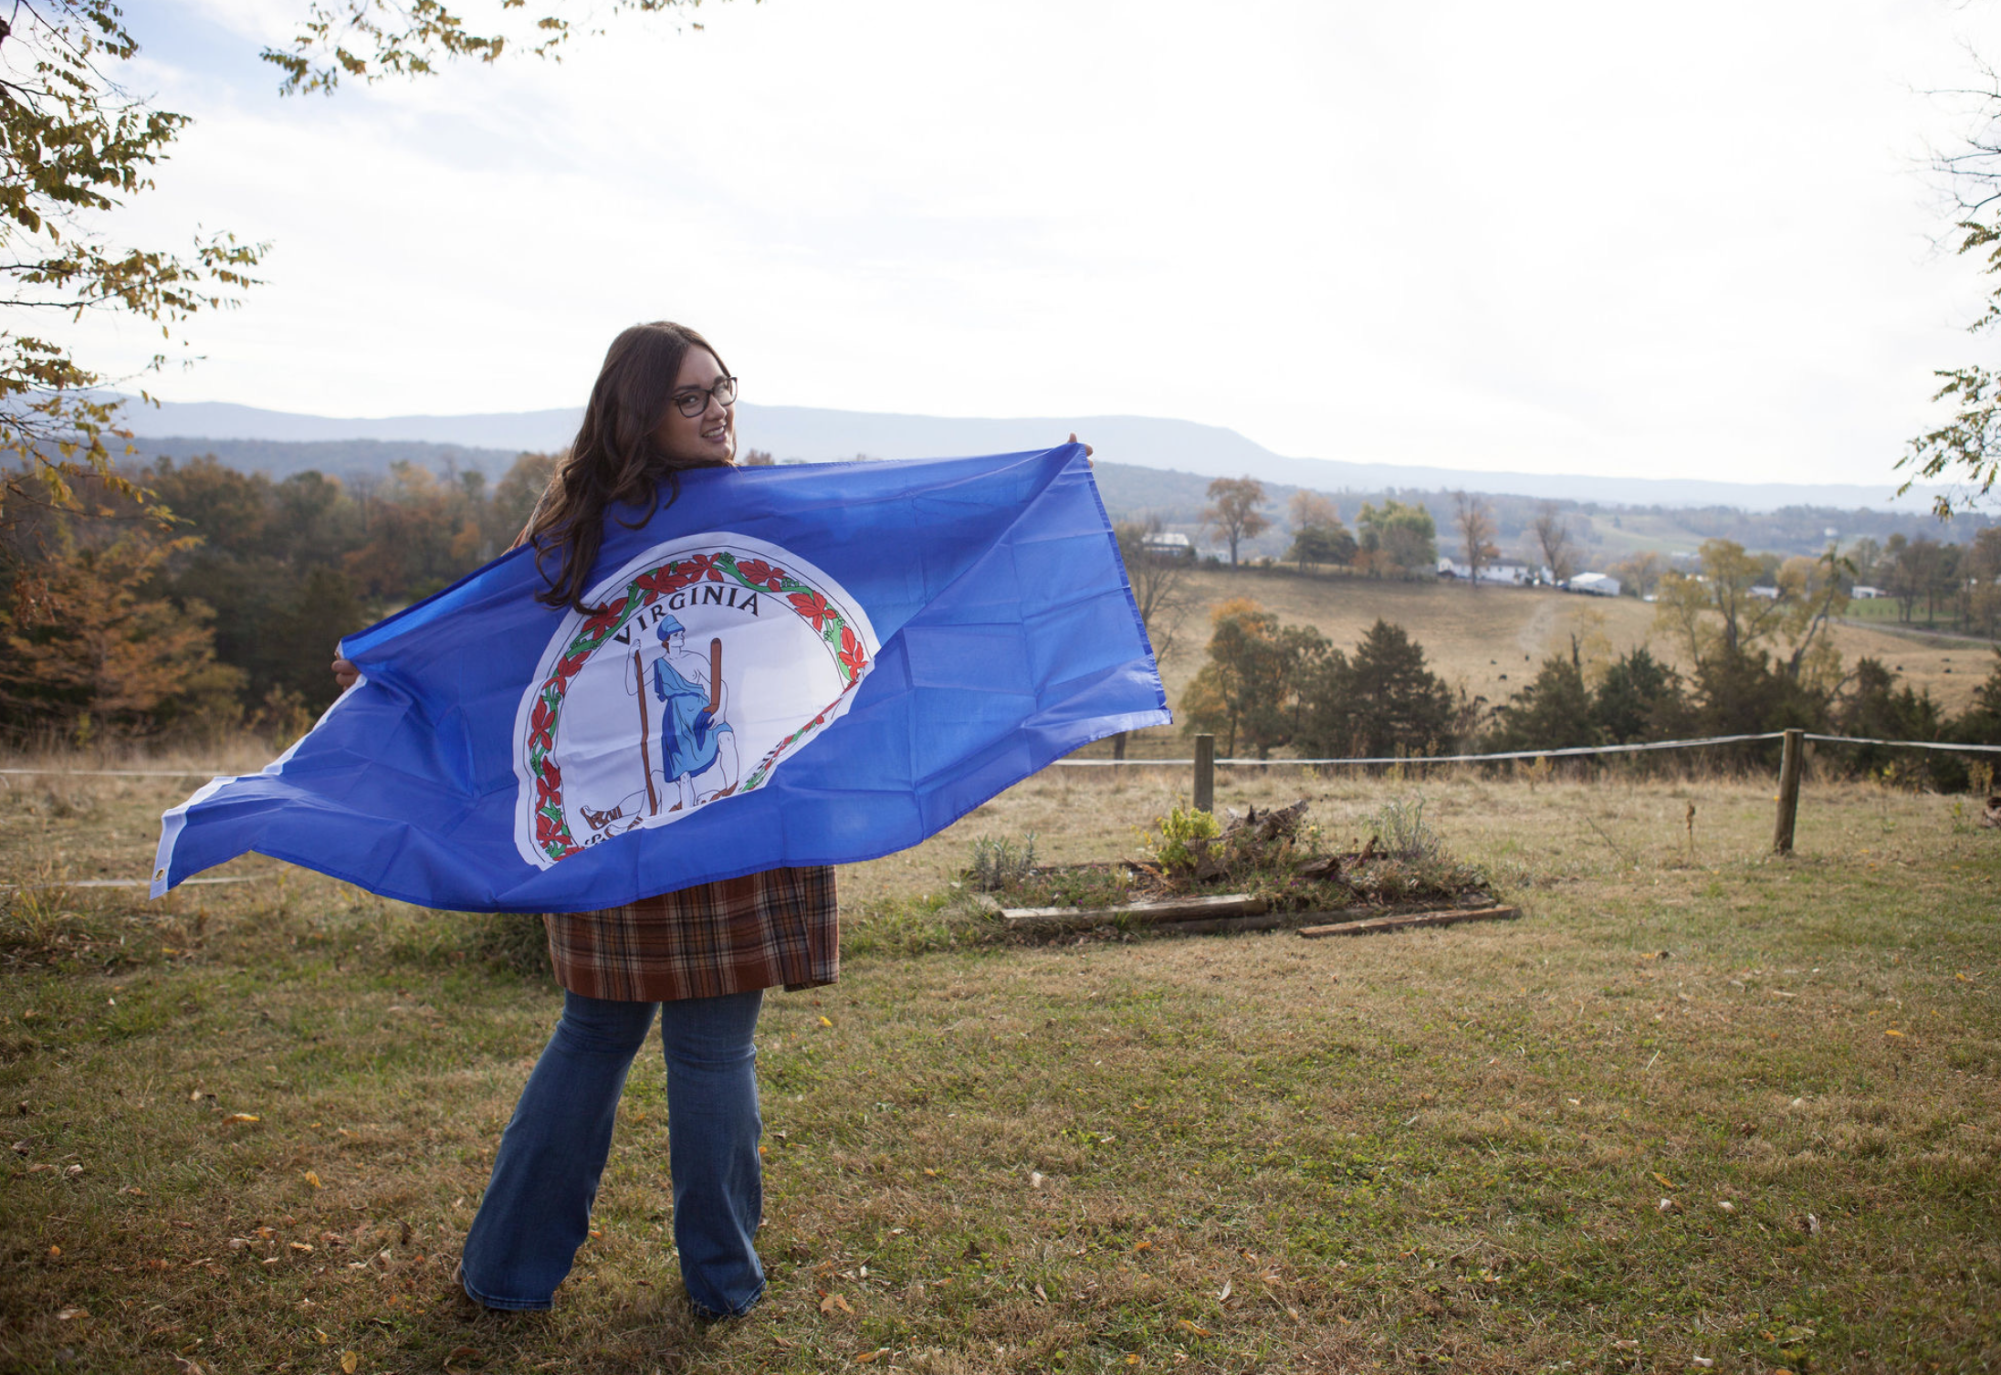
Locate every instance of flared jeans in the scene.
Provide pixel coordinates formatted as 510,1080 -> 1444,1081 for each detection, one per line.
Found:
459,989 -> 766,1318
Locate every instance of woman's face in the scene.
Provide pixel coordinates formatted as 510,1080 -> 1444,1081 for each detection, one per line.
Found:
653,346 -> 736,466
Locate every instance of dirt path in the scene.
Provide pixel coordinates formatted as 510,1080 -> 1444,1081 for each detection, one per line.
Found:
1514,594 -> 1561,661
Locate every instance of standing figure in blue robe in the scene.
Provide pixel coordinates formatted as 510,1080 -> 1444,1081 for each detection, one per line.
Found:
649,614 -> 738,810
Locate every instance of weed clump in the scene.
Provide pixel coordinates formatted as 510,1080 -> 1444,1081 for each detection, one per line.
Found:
967,833 -> 1038,893
1363,792 -> 1442,863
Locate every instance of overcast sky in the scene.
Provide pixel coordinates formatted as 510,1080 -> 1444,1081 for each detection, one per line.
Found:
84,0 -> 2001,487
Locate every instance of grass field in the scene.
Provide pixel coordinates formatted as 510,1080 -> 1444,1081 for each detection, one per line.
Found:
2,750 -> 1997,1374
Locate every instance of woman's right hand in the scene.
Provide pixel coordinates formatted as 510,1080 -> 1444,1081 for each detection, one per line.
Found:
331,655 -> 360,691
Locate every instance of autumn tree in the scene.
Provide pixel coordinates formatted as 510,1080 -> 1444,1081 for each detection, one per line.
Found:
0,1 -> 263,528
1450,490 -> 1498,588
1531,501 -> 1577,582
261,0 -> 720,93
1354,499 -> 1437,579
1178,598 -> 1326,758
1201,476 -> 1270,567
1901,64 -> 2001,513
1,525 -> 243,735
1605,550 -> 1667,599
1284,491 -> 1354,571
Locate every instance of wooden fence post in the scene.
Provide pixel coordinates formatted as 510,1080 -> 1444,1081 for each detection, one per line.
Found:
1193,734 -> 1215,813
1773,727 -> 1804,854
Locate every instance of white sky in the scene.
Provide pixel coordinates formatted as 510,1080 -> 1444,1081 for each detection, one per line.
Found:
80,0 -> 2001,485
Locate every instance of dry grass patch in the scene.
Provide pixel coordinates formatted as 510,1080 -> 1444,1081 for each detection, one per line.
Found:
1,756 -> 1997,1372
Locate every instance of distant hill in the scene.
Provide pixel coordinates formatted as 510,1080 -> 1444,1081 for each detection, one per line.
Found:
124,434 -> 1986,567
107,394 -> 1955,515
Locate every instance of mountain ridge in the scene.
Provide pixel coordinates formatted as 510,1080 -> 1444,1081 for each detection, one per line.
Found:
107,395 -> 1939,514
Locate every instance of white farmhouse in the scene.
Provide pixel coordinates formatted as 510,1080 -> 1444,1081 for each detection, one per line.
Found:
1567,572 -> 1622,597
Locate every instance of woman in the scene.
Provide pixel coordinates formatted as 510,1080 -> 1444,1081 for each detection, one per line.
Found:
331,322 -> 1089,1320
334,322 -> 828,1321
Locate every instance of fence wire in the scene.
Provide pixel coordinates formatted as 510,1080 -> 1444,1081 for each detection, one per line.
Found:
1056,730 -> 2001,767
3,730 -> 1998,782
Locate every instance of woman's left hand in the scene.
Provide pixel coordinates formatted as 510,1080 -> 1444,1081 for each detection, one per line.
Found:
1068,432 -> 1094,465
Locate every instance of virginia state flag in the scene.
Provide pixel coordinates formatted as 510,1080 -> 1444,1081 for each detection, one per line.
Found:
150,445 -> 1169,912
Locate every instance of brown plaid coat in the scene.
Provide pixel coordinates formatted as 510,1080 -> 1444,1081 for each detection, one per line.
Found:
543,865 -> 839,1003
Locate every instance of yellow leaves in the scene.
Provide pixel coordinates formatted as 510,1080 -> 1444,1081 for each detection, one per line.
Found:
818,1016 -> 833,1028
1176,1319 -> 1211,1337
854,1350 -> 890,1364
302,1171 -> 323,1189
47,1245 -> 61,1259
1652,1172 -> 1678,1191
1884,1028 -> 1906,1038
819,1293 -> 854,1315
289,1241 -> 313,1253
221,1113 -> 259,1125
341,1352 -> 359,1374
441,1346 -> 482,1373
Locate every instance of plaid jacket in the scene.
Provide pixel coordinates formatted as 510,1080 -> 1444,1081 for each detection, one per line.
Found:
542,865 -> 839,1003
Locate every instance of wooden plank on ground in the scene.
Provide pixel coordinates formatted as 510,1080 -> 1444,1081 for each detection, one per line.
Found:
1001,893 -> 1267,931
1297,905 -> 1519,939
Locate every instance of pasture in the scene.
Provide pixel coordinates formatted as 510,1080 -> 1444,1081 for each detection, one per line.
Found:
2,749 -> 1997,1374
1121,569 -> 1993,754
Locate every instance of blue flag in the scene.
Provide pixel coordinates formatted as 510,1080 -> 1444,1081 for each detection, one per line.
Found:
151,446 -> 1170,911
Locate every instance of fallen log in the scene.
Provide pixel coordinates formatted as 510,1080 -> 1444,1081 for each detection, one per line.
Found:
1001,893 -> 1268,932
1297,905 -> 1519,939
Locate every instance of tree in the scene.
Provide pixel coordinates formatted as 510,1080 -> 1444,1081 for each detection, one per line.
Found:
1606,550 -> 1667,599
262,0 -> 718,94
0,1 -> 264,527
1353,499 -> 1437,580
1451,490 -> 1498,588
1178,598 -> 1326,758
1114,517 -> 1192,664
1295,619 -> 1455,760
1530,501 -> 1577,582
1,524 -> 243,734
1284,491 -> 1354,571
1592,646 -> 1689,743
1201,476 -> 1270,568
1899,63 -> 2001,513
1485,652 -> 1598,754
1655,538 -> 1847,689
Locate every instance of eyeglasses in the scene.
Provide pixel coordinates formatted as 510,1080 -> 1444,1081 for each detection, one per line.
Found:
672,375 -> 739,417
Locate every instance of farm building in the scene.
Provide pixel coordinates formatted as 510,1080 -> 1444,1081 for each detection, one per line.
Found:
1437,556 -> 1532,585
1567,572 -> 1623,597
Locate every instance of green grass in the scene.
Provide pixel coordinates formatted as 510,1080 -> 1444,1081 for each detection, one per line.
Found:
1,760 -> 1998,1373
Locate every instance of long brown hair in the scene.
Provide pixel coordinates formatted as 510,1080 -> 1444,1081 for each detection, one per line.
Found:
528,321 -> 733,611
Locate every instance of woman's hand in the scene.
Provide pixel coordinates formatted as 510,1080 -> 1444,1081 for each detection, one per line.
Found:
331,655 -> 360,691
1068,432 -> 1094,465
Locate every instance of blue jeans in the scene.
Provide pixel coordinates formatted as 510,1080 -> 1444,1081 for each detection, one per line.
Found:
459,989 -> 766,1318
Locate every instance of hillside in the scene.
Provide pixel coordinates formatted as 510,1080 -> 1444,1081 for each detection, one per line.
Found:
116,435 -> 1989,569
1118,566 -> 1990,754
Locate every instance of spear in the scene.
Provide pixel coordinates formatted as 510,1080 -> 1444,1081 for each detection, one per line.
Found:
634,648 -> 659,816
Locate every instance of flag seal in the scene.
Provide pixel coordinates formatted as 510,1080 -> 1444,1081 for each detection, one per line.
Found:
513,531 -> 878,868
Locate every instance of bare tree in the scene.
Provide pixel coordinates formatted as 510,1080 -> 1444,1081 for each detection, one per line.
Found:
1111,518 -> 1194,758
1531,501 -> 1577,582
1451,491 -> 1499,589
1201,477 -> 1271,567
1116,518 -> 1194,664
